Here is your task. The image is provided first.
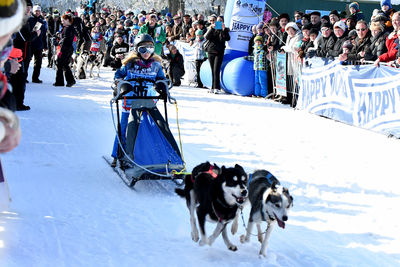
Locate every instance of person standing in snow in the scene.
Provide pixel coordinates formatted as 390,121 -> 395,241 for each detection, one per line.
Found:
53,14 -> 76,87
27,4 -> 46,83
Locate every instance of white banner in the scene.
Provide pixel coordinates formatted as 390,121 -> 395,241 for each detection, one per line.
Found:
226,0 -> 265,52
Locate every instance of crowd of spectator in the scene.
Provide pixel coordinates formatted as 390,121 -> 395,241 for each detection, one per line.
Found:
3,0 -> 400,111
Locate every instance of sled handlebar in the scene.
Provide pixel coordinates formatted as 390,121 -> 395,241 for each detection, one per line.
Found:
112,78 -> 176,104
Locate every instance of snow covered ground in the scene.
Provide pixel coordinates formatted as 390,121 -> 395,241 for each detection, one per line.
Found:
1,63 -> 400,266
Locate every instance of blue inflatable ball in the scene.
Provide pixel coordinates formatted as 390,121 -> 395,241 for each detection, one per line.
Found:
199,60 -> 212,88
222,57 -> 255,96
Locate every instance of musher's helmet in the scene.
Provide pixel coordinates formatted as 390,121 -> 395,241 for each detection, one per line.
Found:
133,34 -> 155,53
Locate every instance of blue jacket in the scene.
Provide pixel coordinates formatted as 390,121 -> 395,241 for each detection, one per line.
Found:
114,57 -> 165,110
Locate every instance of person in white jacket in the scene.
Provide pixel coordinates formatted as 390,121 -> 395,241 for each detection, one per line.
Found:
281,22 -> 303,53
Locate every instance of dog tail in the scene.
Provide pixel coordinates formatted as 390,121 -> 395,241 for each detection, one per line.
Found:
175,188 -> 185,198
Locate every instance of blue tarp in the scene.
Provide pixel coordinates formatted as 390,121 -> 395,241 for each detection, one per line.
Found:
134,111 -> 184,168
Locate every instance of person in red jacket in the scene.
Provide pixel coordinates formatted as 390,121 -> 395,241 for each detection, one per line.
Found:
375,11 -> 400,65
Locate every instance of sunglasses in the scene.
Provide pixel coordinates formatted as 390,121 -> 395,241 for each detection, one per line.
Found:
137,45 -> 155,54
1,39 -> 13,62
356,28 -> 367,32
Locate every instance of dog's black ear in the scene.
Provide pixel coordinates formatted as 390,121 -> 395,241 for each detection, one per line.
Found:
234,164 -> 244,172
283,187 -> 289,194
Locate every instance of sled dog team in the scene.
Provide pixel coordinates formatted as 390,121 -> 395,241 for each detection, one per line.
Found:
175,162 -> 294,257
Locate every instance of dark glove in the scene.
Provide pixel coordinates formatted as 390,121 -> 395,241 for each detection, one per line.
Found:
155,81 -> 167,98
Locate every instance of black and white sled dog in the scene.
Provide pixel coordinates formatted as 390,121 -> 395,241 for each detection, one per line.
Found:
87,51 -> 104,78
175,162 -> 248,251
238,170 -> 293,257
73,51 -> 89,80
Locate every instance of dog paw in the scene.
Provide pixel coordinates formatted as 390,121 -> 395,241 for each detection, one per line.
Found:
191,231 -> 199,242
199,239 -> 208,246
240,234 -> 249,243
228,245 -> 238,251
259,251 -> 267,258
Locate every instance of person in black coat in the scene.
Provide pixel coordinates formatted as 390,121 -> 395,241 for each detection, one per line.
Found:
326,21 -> 348,58
27,5 -> 46,83
46,11 -> 61,68
54,14 -> 76,87
110,34 -> 129,70
9,2 -> 40,111
364,22 -> 388,61
339,20 -> 371,62
316,23 -> 337,58
166,45 -> 185,86
204,16 -> 230,93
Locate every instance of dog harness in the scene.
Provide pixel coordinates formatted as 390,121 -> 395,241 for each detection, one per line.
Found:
248,172 -> 274,186
190,165 -> 218,183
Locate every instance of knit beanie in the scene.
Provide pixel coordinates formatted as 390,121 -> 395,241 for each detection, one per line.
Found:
254,35 -> 263,43
349,2 -> 359,11
0,0 -> 24,37
381,0 -> 392,9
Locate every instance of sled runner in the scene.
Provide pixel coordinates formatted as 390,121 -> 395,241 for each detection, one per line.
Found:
107,77 -> 185,187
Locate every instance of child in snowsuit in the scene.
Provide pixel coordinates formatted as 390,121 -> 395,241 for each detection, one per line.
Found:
247,36 -> 268,97
190,29 -> 207,88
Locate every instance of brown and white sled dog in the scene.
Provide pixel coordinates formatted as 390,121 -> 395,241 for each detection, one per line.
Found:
239,170 -> 293,257
176,162 -> 248,251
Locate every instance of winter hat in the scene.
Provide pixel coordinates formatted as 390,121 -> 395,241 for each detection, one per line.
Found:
53,9 -> 60,17
166,12 -> 171,18
321,22 -> 332,30
381,0 -> 392,9
0,0 -> 24,37
348,29 -> 357,39
25,0 -> 32,7
195,29 -> 203,36
132,25 -> 140,30
32,4 -> 40,12
342,40 -> 353,50
309,11 -> 321,17
329,10 -> 340,18
254,35 -> 263,43
349,2 -> 359,11
333,20 -> 346,31
173,14 -> 181,20
256,23 -> 264,30
285,21 -> 299,32
278,13 -> 290,21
